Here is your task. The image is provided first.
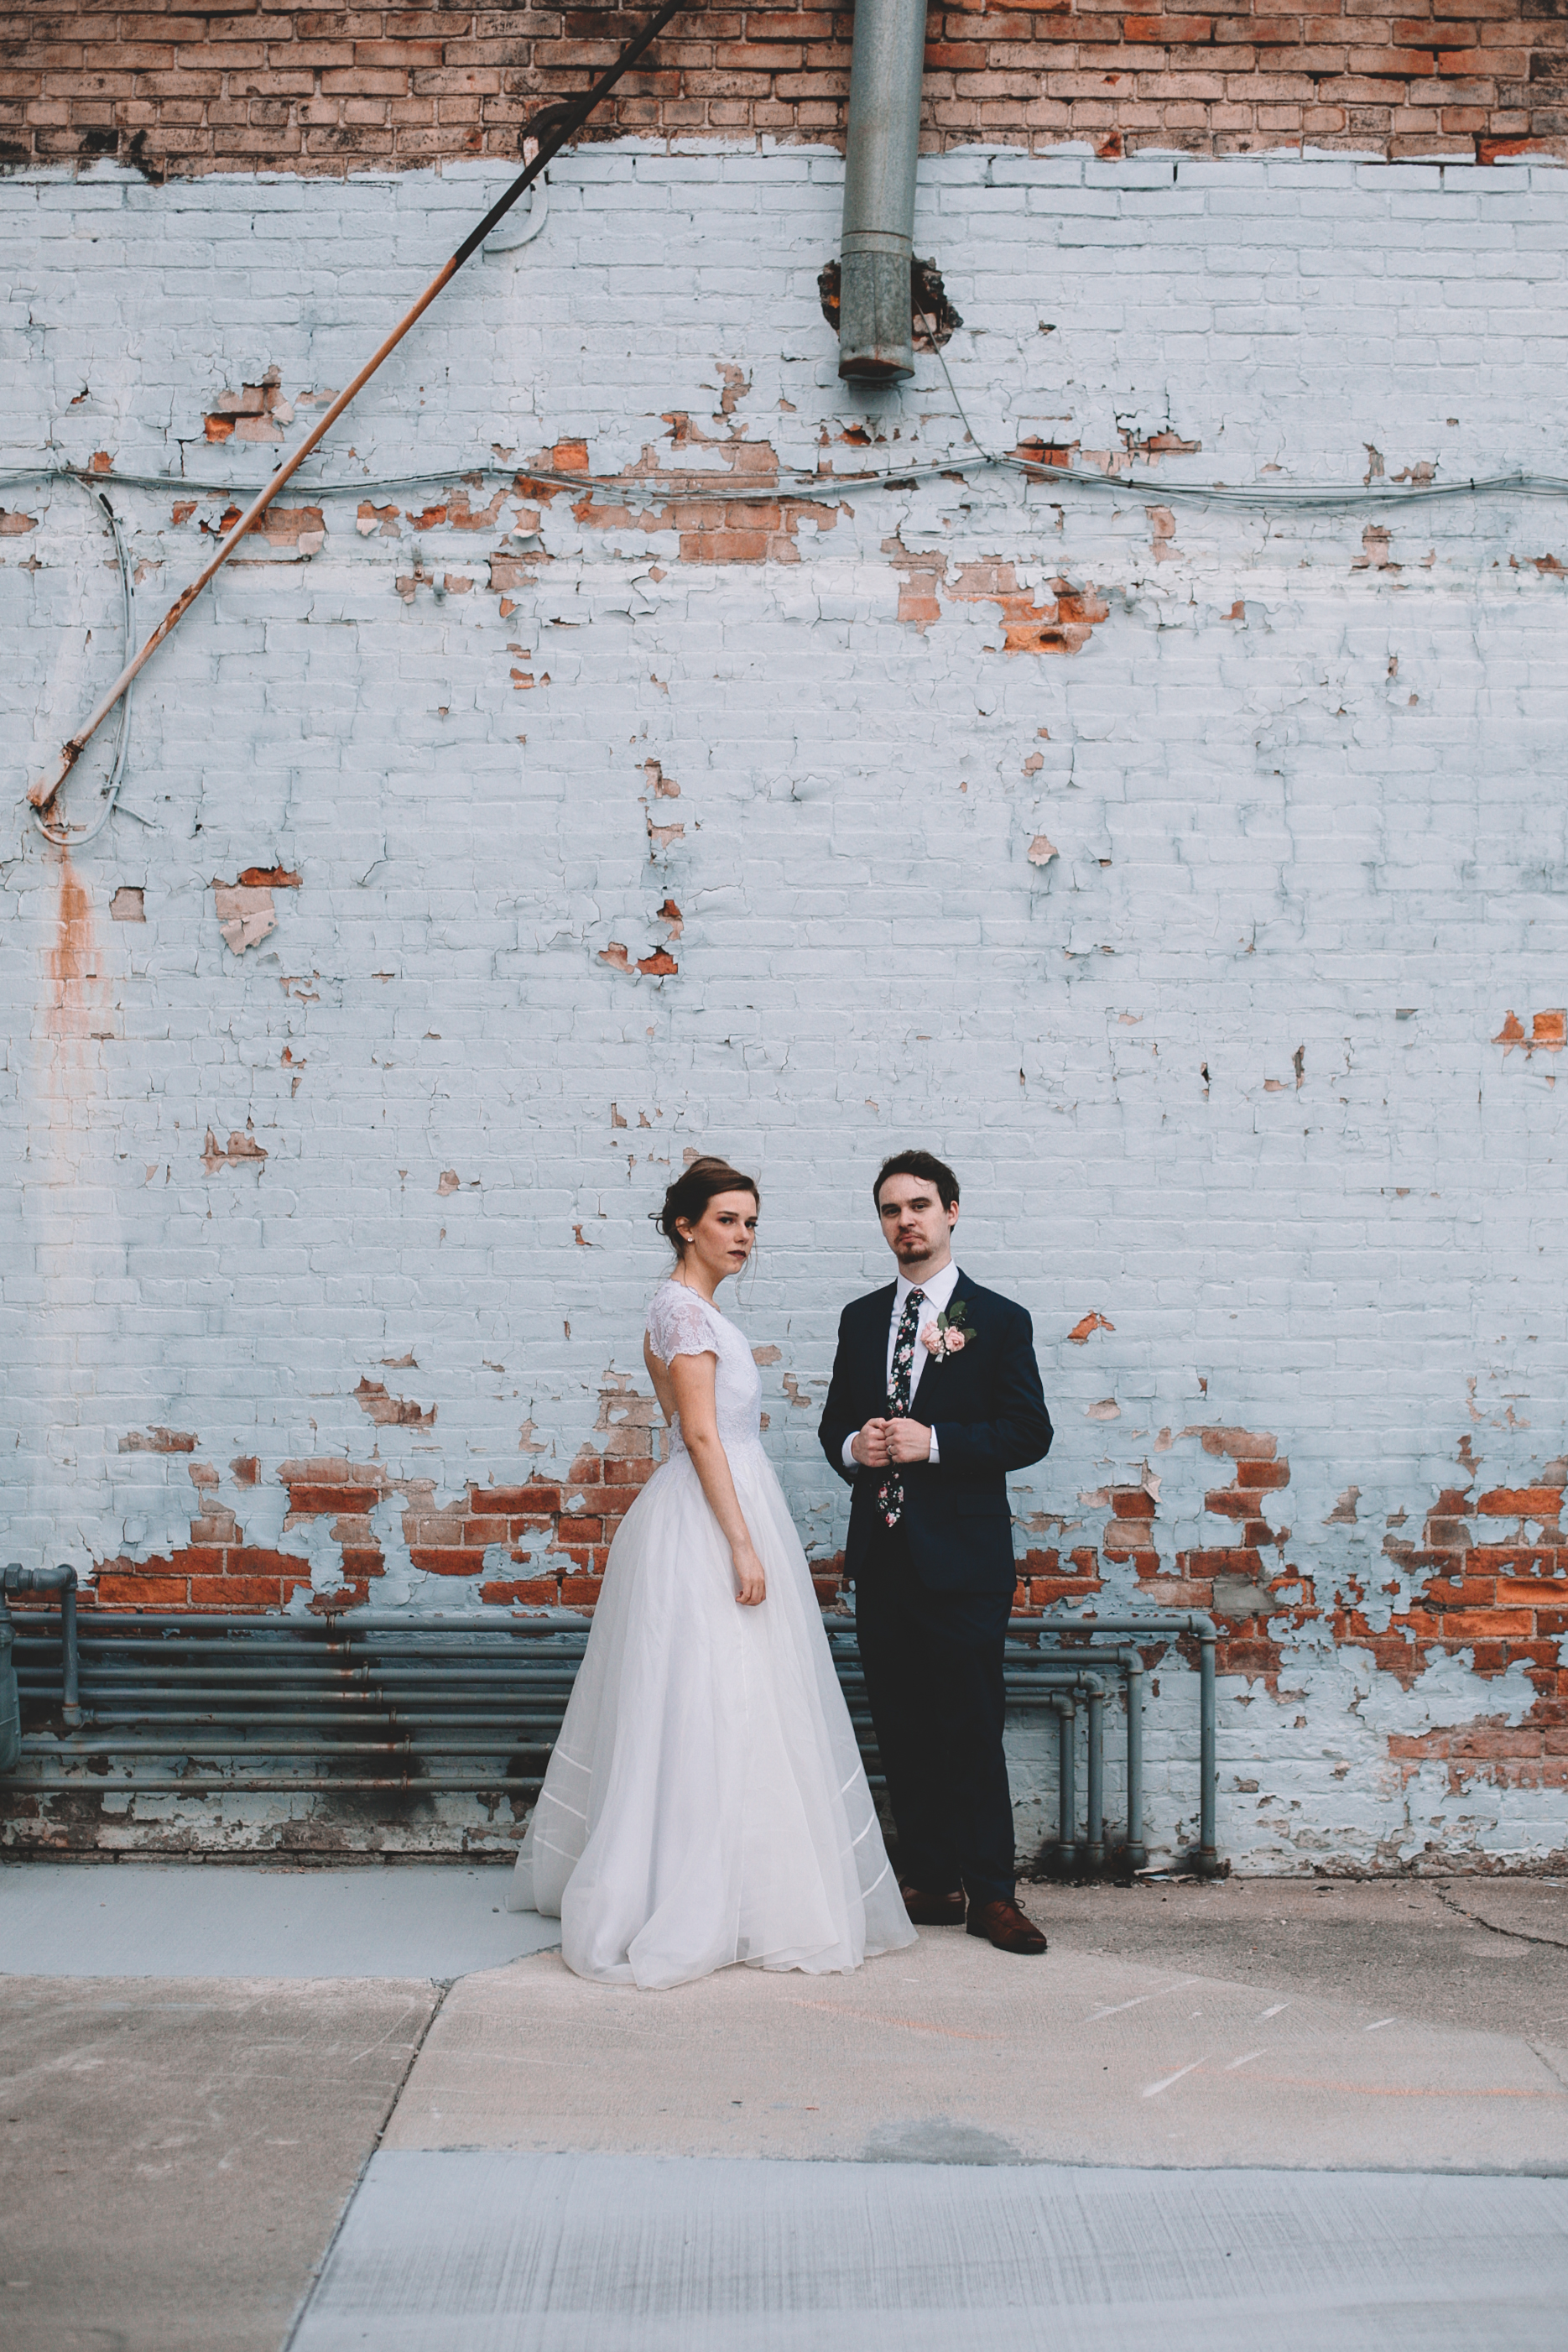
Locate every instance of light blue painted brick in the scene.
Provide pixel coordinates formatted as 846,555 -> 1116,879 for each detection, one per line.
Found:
3,150 -> 1567,1867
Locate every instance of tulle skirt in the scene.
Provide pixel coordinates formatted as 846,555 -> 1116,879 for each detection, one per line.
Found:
507,1437 -> 915,1989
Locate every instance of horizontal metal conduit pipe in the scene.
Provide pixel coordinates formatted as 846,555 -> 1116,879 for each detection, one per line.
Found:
17,1708 -> 581,1730
9,1608 -> 1206,1870
20,1671 -> 586,1692
30,1610 -> 598,1634
16,1614 -> 1147,1864
18,1689 -> 586,1708
15,1776 -> 552,1794
26,1739 -> 559,1757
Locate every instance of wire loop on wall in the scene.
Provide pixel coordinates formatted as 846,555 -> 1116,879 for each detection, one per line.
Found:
31,482 -> 136,848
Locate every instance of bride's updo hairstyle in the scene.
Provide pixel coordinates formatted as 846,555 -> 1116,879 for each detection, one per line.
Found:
653,1156 -> 760,1257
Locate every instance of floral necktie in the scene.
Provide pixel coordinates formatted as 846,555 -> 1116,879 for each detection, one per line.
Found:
878,1286 -> 925,1529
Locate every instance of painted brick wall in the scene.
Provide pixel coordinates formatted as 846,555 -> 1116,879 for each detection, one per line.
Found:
5,2 -> 1565,175
3,146 -> 1568,1866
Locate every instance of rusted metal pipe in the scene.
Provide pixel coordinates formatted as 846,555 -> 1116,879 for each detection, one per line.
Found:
28,0 -> 687,816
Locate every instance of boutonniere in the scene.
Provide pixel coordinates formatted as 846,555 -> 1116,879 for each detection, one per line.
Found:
920,1301 -> 971,1361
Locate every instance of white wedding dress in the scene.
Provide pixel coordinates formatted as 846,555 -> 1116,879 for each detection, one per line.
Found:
507,1279 -> 914,1988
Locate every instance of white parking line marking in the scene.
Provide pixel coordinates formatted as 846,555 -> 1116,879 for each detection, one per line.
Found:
1225,2049 -> 1267,2070
1365,2017 -> 1399,2032
1142,2060 -> 1206,2099
1260,2002 -> 1289,2019
1088,1979 -> 1196,2021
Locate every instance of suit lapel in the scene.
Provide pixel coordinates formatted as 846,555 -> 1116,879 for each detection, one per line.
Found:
861,1283 -> 897,1406
911,1268 -> 975,1423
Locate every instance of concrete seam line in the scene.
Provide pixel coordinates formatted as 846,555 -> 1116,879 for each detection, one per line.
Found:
279,1975 -> 451,2352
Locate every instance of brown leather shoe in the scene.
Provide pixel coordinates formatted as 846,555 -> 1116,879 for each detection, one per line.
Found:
966,1896 -> 1048,1954
899,1881 -> 966,1927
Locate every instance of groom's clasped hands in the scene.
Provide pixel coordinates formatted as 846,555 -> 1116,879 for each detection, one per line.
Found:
850,1416 -> 931,1468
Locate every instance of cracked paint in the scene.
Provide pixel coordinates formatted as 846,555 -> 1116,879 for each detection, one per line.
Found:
8,152 -> 1568,1870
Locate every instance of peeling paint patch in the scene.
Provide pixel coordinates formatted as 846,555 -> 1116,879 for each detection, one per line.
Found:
201,1126 -> 267,1172
885,541 -> 1110,653
1494,1009 -> 1565,1056
204,368 -> 291,441
354,1376 -> 435,1430
212,868 -> 297,953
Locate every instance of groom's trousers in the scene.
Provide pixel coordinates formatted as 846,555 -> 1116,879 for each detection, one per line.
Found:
853,1521 -> 1015,1906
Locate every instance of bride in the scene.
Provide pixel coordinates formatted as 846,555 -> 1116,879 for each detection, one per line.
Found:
508,1156 -> 914,1988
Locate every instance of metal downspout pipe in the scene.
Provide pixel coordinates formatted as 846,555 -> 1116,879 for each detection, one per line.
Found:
837,0 -> 928,380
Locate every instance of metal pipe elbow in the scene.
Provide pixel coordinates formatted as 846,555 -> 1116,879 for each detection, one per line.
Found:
3,1564 -> 80,1724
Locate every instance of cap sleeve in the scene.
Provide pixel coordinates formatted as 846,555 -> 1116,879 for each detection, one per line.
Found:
647,1284 -> 720,1364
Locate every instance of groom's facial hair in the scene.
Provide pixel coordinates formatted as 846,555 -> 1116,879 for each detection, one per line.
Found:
877,1183 -> 957,1267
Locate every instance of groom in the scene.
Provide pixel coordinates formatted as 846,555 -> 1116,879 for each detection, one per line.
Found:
820,1151 -> 1054,1955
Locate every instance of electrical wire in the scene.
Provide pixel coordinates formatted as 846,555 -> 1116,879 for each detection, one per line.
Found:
5,445 -> 1568,516
8,375 -> 1565,842
30,479 -> 135,848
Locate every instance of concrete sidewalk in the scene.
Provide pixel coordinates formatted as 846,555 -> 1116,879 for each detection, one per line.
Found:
386,1911 -> 1568,2174
301,1885 -> 1568,2349
0,1971 -> 438,2352
290,2151 -> 1568,2352
4,1870 -> 1567,2352
0,1860 -> 562,1979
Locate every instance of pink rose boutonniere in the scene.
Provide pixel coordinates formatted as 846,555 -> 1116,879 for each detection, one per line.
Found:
919,1302 -> 971,1361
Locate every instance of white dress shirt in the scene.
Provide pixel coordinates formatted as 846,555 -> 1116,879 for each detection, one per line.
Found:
842,1258 -> 961,1472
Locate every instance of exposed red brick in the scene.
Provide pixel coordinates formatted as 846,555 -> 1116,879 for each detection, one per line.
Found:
1476,1487 -> 1565,1518
17,4 -> 1556,177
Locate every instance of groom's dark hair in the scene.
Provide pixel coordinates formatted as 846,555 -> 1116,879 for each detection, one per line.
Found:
874,1150 -> 960,1212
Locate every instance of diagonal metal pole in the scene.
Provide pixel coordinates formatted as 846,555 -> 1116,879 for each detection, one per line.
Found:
30,0 -> 688,815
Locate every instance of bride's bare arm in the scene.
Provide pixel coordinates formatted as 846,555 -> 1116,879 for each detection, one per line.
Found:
664,1347 -> 766,1606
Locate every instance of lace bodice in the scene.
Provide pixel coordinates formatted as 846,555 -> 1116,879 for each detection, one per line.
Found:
645,1280 -> 763,1456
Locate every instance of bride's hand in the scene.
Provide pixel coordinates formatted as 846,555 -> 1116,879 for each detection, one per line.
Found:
732,1543 -> 767,1607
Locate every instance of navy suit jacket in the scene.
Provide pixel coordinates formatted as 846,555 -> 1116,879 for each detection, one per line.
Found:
818,1270 -> 1054,1597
